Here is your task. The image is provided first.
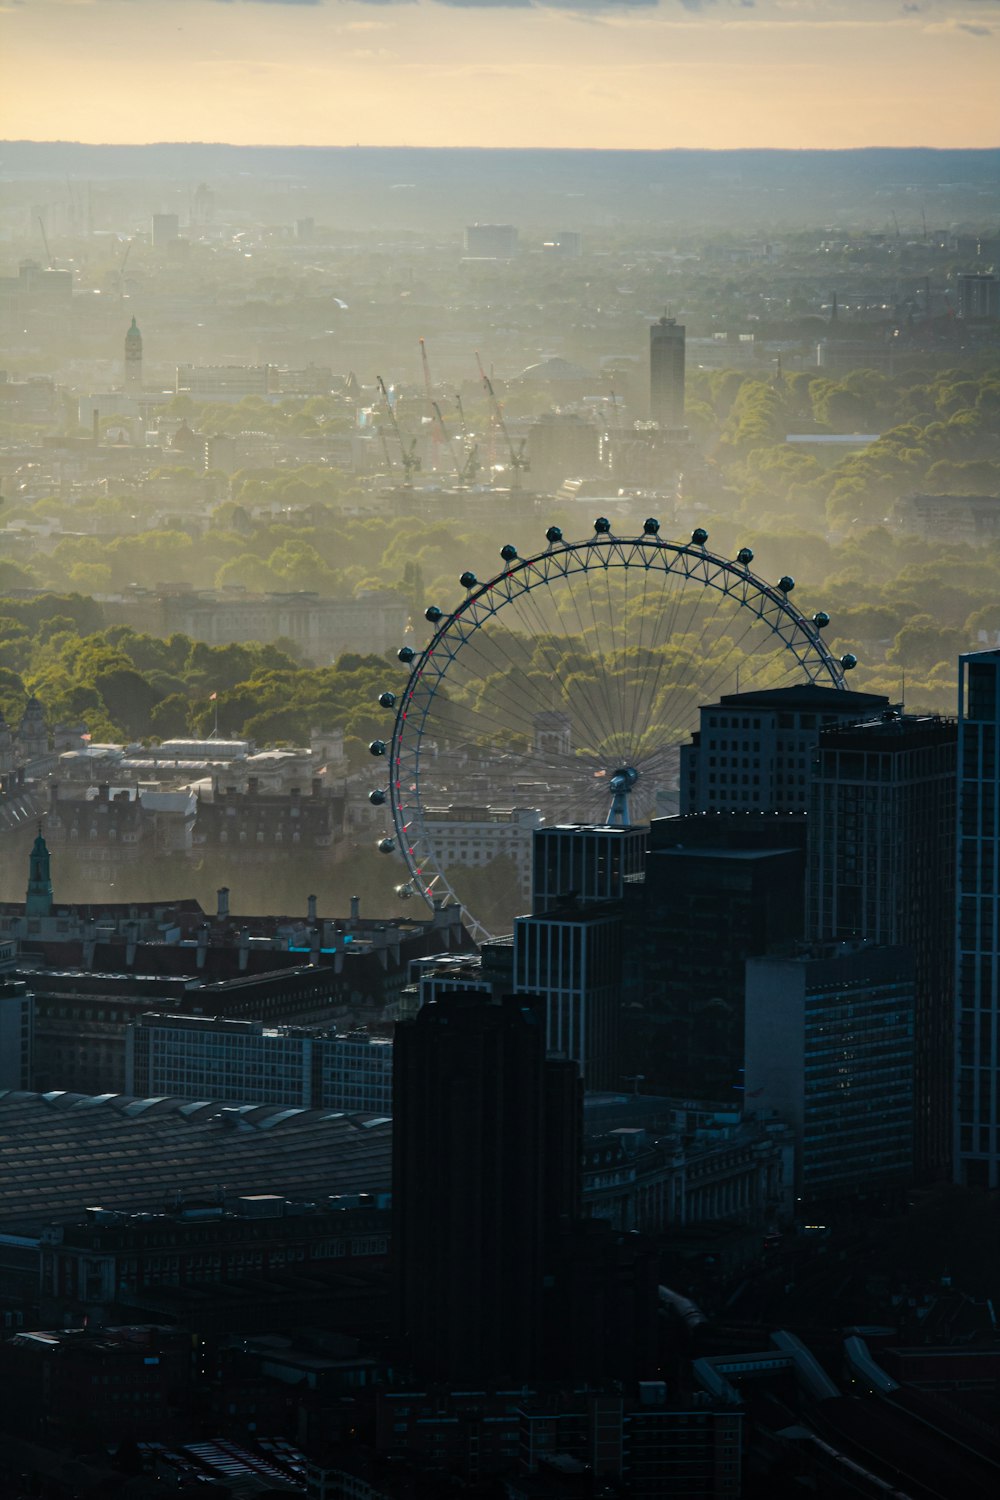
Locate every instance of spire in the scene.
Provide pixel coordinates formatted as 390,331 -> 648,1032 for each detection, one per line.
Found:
25,824 -> 53,919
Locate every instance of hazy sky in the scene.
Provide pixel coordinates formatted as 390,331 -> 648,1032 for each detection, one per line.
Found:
1,0 -> 997,150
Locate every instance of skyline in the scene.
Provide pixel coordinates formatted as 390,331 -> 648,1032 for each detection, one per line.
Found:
1,0 -> 999,152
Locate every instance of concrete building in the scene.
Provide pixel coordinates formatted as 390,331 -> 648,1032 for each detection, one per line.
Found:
126,1013 -> 393,1114
150,212 -> 179,247
807,712 -> 957,1178
649,316 -> 685,429
514,901 -> 623,1090
392,991 -> 581,1384
102,586 -> 407,662
897,491 -> 1000,544
526,411 -> 600,489
624,827 -> 804,1102
957,273 -> 1000,322
0,939 -> 33,1094
464,223 -> 519,258
955,651 -> 1000,1187
531,822 -> 646,913
421,804 -> 542,900
680,684 -> 889,815
745,943 -> 915,1203
175,364 -> 276,400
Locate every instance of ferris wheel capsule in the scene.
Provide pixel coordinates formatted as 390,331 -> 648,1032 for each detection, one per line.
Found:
379,691 -> 397,709
369,788 -> 387,806
778,575 -> 795,594
369,740 -> 387,757
840,652 -> 858,671
378,837 -> 396,854
737,547 -> 754,566
398,645 -> 415,663
395,882 -> 415,900
691,527 -> 709,546
459,571 -> 478,590
813,611 -> 830,630
643,518 -> 660,535
425,605 -> 443,623
545,525 -> 563,545
500,543 -> 518,563
594,516 -> 611,534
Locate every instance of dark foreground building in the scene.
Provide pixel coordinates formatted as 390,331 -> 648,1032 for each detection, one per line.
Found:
392,991 -> 581,1384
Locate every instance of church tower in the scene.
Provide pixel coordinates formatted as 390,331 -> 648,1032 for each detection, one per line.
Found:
25,826 -> 53,919
124,316 -> 143,396
17,696 -> 48,761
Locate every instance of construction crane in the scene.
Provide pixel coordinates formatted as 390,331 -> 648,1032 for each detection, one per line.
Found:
481,373 -> 529,489
376,424 -> 394,475
419,338 -> 441,470
430,401 -> 464,485
37,215 -> 53,269
376,375 -> 421,483
117,239 -> 133,301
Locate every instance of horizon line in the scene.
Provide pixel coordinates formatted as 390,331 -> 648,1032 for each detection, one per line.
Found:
4,140 -> 1000,155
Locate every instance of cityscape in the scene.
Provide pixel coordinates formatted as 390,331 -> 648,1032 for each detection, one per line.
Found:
1,5 -> 1000,1492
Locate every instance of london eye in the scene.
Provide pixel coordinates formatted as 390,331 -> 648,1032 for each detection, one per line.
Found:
368,518 -> 855,941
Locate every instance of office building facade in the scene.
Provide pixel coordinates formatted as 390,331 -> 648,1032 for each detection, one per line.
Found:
624,822 -> 805,1102
745,943 -> 915,1203
531,823 -> 646,914
956,651 -> 1000,1187
808,713 -> 957,1178
514,905 -> 623,1090
126,1014 -> 394,1114
680,685 -> 888,816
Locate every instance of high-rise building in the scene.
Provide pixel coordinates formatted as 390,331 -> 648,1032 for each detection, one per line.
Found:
745,943 -> 915,1203
649,315 -> 685,428
123,316 -> 142,396
531,823 -> 647,914
679,684 -> 888,815
150,212 -> 179,248
956,651 -> 1000,1187
957,273 -> 1000,322
392,991 -> 580,1384
514,902 -> 623,1089
807,712 -> 957,1178
624,820 -> 804,1101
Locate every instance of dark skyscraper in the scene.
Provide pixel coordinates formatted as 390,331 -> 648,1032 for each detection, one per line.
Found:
956,652 -> 1000,1188
624,819 -> 804,1101
392,992 -> 581,1384
807,712 -> 957,1179
649,315 -> 685,428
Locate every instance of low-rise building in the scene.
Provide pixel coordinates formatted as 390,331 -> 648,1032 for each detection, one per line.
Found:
127,1012 -> 393,1113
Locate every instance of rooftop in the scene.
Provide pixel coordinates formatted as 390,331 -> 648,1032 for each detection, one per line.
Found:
0,1090 -> 391,1235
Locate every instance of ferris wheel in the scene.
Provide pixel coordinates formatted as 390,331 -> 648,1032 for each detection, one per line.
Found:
367,518 -> 855,942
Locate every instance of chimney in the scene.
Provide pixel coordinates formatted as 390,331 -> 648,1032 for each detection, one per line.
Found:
196,922 -> 210,969
247,777 -> 259,796
92,409 -> 100,445
307,893 -> 317,923
350,894 -> 360,924
216,886 -> 229,920
238,927 -> 250,972
125,919 -> 138,969
98,783 -> 110,803
49,782 -> 59,808
309,926 -> 321,963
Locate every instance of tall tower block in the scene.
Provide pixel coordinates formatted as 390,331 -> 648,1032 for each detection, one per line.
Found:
124,316 -> 143,396
649,315 -> 685,428
25,826 -> 53,920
